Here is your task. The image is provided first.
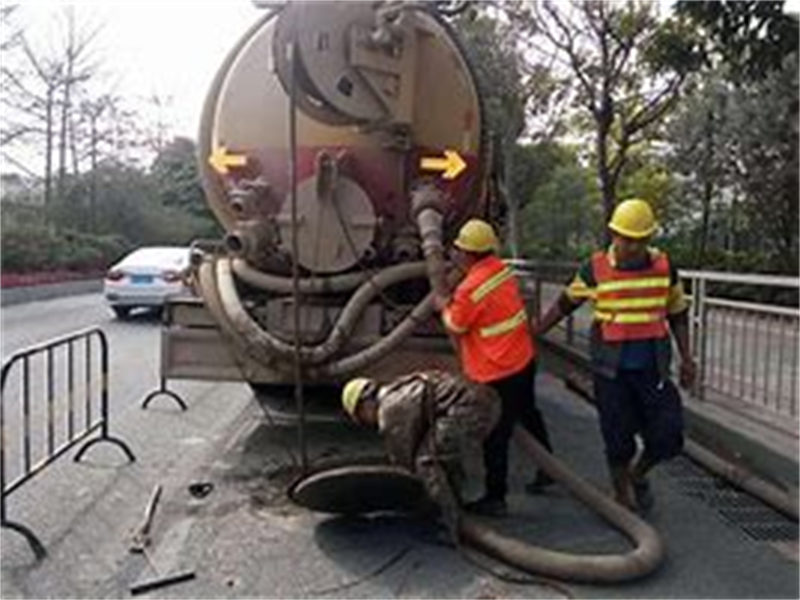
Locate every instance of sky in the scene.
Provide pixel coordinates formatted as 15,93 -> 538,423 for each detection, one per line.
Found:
9,1 -> 264,141
5,0 -> 800,163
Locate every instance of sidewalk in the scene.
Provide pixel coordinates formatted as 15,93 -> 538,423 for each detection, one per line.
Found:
2,373 -> 796,598
0,279 -> 103,306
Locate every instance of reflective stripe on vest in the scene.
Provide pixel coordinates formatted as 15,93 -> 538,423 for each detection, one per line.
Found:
470,267 -> 513,303
591,251 -> 670,342
479,308 -> 527,337
596,277 -> 670,293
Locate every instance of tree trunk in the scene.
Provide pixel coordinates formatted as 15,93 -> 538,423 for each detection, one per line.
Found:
44,86 -> 54,223
89,114 -> 97,233
596,115 -> 614,246
504,136 -> 519,258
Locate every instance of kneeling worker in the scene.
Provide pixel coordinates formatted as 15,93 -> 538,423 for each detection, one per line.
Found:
342,371 -> 500,537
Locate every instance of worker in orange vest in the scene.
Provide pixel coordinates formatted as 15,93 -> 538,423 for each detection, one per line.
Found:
436,219 -> 554,517
535,199 -> 696,513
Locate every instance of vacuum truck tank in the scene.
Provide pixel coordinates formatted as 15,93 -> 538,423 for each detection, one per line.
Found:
164,1 -> 492,392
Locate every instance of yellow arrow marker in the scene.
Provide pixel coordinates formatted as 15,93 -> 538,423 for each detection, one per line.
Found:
208,145 -> 247,175
420,149 -> 467,180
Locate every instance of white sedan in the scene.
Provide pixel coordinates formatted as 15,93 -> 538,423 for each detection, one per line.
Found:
104,246 -> 191,318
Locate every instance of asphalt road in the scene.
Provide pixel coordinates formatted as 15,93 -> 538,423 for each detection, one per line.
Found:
0,294 -> 797,599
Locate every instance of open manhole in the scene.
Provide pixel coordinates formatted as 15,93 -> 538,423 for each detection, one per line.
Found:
665,456 -> 798,543
289,464 -> 435,515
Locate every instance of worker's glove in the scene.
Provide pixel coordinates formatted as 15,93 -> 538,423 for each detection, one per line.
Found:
679,358 -> 697,390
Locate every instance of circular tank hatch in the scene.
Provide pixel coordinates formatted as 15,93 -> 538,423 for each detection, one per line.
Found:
276,174 -> 377,273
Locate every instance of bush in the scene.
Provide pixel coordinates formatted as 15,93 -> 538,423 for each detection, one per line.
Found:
1,222 -> 133,274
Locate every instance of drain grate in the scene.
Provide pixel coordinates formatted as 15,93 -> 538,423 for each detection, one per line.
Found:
664,456 -> 798,543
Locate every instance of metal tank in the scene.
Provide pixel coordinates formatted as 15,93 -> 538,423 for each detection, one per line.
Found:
169,1 -> 490,390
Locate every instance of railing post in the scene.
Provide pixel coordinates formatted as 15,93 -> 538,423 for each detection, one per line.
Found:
695,277 -> 708,401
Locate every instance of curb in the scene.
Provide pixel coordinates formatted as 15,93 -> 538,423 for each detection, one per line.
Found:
1,279 -> 104,306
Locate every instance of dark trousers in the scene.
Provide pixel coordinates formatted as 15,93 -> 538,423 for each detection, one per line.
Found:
593,366 -> 684,468
484,360 -> 552,500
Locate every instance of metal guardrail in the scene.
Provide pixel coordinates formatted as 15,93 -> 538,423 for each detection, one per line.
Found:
510,260 -> 800,426
1,327 -> 135,559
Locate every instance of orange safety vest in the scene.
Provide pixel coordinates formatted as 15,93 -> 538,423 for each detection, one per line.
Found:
442,255 -> 535,382
591,250 -> 671,342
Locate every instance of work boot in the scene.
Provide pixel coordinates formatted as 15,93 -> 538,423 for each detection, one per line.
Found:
464,495 -> 507,517
633,477 -> 655,513
524,471 -> 555,495
609,465 -> 636,510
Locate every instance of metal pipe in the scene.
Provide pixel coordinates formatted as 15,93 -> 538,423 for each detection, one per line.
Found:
224,220 -> 276,261
458,427 -> 664,583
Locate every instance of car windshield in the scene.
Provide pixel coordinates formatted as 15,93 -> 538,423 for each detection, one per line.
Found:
120,247 -> 189,268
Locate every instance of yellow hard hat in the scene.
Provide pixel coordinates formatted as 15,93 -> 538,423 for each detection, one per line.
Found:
454,219 -> 499,253
608,199 -> 657,239
341,377 -> 373,418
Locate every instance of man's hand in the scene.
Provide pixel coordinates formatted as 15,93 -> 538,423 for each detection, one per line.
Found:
679,358 -> 697,390
529,317 -> 541,338
433,293 -> 450,312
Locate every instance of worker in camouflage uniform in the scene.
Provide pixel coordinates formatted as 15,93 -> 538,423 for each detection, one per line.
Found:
341,370 -> 501,537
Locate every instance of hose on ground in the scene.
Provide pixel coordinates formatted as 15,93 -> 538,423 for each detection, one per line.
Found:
683,439 -> 798,521
457,427 -> 664,583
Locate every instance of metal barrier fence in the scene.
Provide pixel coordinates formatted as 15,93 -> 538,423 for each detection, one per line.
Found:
1,327 -> 135,559
510,260 -> 800,426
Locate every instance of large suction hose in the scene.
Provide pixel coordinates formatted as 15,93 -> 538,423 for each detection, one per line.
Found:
215,258 -> 430,366
683,439 -> 798,520
458,428 -> 664,583
196,257 -> 291,375
402,190 -> 665,582
232,258 -> 372,294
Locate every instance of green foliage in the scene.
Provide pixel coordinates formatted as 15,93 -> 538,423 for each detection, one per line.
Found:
454,13 -> 526,140
664,51 -> 798,274
1,136 -> 220,273
150,136 -> 210,219
516,142 -> 601,260
615,150 -> 677,220
677,0 -> 799,82
0,214 -> 130,272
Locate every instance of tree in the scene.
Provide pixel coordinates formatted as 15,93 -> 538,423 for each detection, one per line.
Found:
663,3 -> 798,273
454,9 -> 564,255
1,6 -> 102,218
516,141 -> 599,260
508,1 -> 702,242
676,0 -> 799,83
150,137 -> 219,236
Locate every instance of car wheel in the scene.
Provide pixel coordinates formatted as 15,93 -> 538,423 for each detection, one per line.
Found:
112,306 -> 131,319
